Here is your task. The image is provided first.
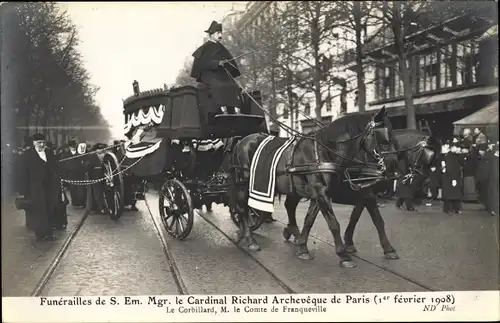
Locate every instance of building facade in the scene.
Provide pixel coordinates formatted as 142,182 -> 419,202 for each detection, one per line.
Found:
232,2 -> 498,139
343,7 -> 498,139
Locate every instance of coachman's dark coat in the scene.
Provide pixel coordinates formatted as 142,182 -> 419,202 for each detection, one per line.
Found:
190,40 -> 242,108
19,148 -> 65,235
440,153 -> 463,200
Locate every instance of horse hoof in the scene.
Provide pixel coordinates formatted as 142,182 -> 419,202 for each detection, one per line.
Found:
345,245 -> 357,253
234,232 -> 243,243
282,227 -> 291,241
385,252 -> 399,260
248,244 -> 261,252
297,252 -> 314,260
340,260 -> 357,268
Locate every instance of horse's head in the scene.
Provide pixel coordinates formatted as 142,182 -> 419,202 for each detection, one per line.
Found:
360,106 -> 399,176
408,135 -> 440,178
392,129 -> 441,182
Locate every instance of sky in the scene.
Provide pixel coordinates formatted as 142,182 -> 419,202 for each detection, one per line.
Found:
61,2 -> 246,139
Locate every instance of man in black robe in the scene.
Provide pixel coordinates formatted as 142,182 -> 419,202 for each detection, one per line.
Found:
190,20 -> 242,115
19,134 -> 63,241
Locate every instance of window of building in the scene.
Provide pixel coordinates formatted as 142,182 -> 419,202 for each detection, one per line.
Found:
440,45 -> 452,88
395,63 -> 403,97
326,93 -> 332,111
283,107 -> 289,119
422,52 -> 439,92
304,103 -> 311,115
419,54 -> 427,93
383,65 -> 395,98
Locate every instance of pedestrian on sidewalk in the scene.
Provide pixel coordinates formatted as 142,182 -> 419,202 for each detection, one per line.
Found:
475,145 -> 490,212
18,133 -> 62,241
441,142 -> 463,215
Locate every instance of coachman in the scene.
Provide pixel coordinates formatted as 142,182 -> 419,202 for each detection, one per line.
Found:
190,20 -> 242,115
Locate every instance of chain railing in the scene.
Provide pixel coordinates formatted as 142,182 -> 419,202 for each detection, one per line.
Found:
60,154 -> 145,187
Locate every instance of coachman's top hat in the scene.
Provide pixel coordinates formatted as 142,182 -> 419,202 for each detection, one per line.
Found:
205,21 -> 222,35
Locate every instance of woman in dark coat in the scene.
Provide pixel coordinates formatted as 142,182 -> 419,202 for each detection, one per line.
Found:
19,134 -> 65,241
475,145 -> 490,211
441,146 -> 463,214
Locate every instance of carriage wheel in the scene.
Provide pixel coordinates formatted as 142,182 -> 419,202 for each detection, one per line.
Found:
159,178 -> 194,240
230,208 -> 264,232
102,152 -> 125,220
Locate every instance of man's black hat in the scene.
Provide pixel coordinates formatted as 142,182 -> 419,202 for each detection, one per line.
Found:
32,133 -> 45,141
68,140 -> 77,148
205,21 -> 222,35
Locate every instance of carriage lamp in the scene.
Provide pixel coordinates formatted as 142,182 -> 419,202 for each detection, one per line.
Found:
133,80 -> 140,96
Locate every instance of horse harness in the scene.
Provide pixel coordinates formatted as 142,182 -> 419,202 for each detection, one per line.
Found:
283,122 -> 389,193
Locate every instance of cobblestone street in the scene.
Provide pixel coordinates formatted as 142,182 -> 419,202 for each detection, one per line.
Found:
2,195 -> 498,296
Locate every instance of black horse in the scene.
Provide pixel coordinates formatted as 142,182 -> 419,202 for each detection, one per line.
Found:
282,128 -> 440,265
230,107 -> 400,267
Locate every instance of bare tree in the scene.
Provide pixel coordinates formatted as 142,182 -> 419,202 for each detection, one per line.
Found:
284,1 -> 345,122
5,3 -> 111,144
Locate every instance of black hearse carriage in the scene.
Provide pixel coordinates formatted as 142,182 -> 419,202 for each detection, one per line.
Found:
99,82 -> 268,239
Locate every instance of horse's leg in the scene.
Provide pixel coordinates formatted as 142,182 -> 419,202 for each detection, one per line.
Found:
343,201 -> 366,254
315,186 -> 356,267
241,198 -> 261,251
283,195 -> 301,243
296,200 -> 320,260
365,198 -> 399,259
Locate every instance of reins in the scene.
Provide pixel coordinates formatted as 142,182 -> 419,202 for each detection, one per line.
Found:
223,63 -> 386,169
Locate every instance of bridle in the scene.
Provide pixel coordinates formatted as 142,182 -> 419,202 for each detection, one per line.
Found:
399,139 -> 435,184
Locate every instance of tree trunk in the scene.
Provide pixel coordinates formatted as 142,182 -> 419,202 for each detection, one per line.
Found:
353,1 -> 366,112
391,4 -> 416,129
269,65 -> 278,133
286,69 -> 294,133
311,5 -> 322,123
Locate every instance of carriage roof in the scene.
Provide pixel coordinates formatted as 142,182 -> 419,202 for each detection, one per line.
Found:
122,84 -> 268,140
123,88 -> 169,115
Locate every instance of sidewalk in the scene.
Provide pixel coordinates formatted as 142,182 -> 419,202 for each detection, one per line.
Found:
1,200 -> 87,296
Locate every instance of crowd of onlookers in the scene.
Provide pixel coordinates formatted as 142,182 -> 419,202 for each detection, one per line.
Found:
3,134 -> 118,242
390,127 -> 499,216
2,127 -> 498,242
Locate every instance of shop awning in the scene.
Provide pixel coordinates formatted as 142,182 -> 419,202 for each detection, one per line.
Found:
454,100 -> 498,126
368,85 -> 499,111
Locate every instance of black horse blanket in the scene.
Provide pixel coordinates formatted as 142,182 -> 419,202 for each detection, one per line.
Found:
248,135 -> 296,212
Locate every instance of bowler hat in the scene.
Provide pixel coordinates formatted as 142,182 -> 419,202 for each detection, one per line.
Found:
205,21 -> 222,34
32,133 -> 46,141
68,140 -> 77,148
